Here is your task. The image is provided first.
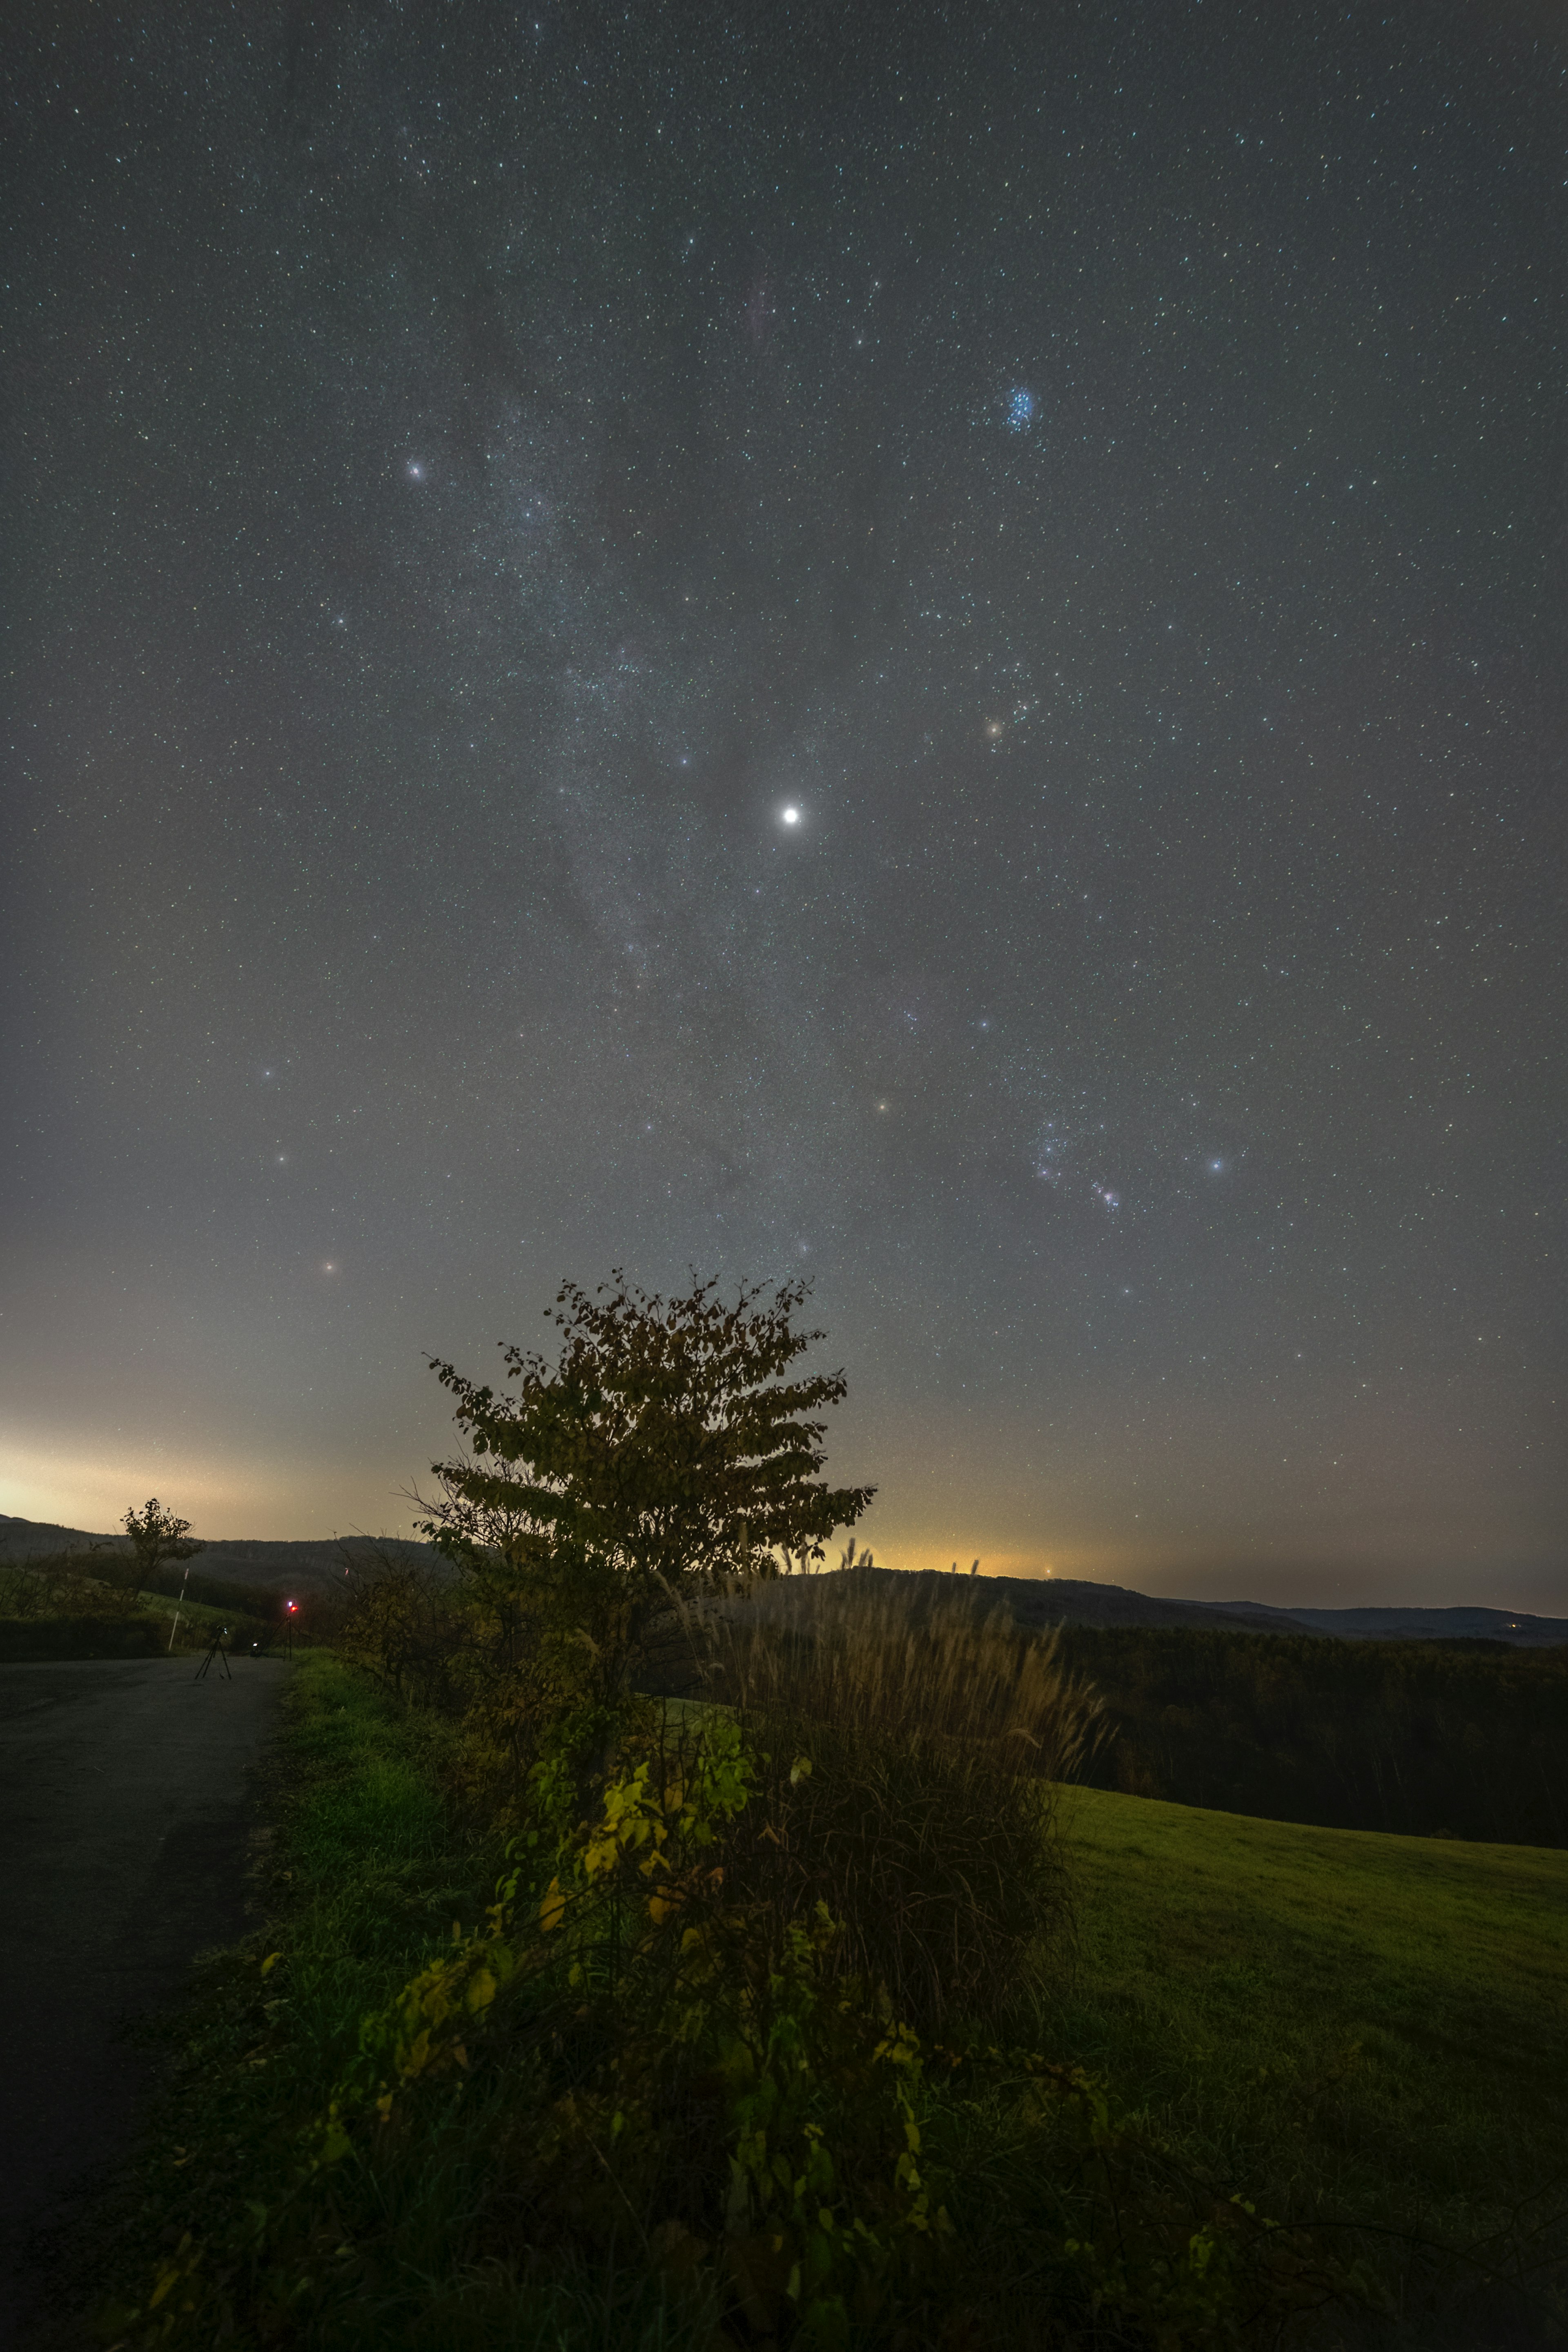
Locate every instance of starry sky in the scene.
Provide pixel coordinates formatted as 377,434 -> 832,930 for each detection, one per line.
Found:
4,2 -> 1564,1606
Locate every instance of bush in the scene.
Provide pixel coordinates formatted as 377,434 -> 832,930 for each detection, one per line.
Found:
111,1572 -> 1341,2352
0,1548 -> 148,1621
695,1575 -> 1100,2029
336,1544 -> 630,1835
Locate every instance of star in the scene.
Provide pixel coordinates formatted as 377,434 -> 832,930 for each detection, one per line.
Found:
9,8 -> 1552,1610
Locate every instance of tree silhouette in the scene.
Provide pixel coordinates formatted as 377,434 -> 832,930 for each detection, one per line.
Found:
121,1498 -> 204,1597
421,1272 -> 874,1589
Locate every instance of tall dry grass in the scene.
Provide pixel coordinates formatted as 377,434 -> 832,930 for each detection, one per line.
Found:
686,1571 -> 1103,2029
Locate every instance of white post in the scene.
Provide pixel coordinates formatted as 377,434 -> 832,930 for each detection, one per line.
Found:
166,1561 -> 192,1653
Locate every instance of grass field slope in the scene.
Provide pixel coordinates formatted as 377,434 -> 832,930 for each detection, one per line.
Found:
1056,1786 -> 1568,2344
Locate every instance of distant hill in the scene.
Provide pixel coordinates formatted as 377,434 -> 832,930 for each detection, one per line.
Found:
2,1517 -> 1561,1642
0,1515 -> 437,1600
719,1568 -> 1568,1647
845,1569 -> 1304,1637
1192,1597 -> 1568,1647
991,1582 -> 1568,1647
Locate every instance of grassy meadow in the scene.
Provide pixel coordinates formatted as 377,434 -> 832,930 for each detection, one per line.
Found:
1055,1788 -> 1568,2333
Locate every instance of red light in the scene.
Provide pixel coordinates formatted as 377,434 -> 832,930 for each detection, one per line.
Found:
286,1600 -> 298,1613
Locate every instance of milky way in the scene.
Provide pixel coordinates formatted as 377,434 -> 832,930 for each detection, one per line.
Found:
4,4 -> 1562,1603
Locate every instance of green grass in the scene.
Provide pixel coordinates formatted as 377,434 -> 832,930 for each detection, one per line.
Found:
86,1653 -> 708,2352
190,1651 -> 474,2081
1048,1785 -> 1568,2338
276,1653 -> 449,1869
147,1590 -> 274,1644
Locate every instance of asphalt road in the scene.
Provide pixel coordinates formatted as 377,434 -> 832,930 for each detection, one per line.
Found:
0,1655 -> 287,2344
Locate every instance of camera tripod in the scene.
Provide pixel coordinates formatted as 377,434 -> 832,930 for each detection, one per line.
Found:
194,1626 -> 232,1681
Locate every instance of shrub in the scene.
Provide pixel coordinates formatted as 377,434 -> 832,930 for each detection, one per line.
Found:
336,1551 -> 470,1713
0,1548 -> 150,1622
693,1575 -> 1102,2029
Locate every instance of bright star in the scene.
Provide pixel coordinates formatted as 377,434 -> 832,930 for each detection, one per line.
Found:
407,460 -> 425,480
781,805 -> 801,826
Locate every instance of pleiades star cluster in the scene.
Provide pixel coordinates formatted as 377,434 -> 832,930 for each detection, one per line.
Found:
4,2 -> 1562,1601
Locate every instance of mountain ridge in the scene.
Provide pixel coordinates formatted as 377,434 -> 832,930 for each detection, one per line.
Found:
0,1515 -> 433,1599
5,1517 -> 1560,1642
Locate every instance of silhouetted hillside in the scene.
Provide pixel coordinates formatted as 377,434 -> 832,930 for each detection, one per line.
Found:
2,1521 -> 1560,1641
831,1569 -> 1567,1647
750,1566 -> 1301,1636
0,1516 -> 438,1601
1197,1597 -> 1568,1646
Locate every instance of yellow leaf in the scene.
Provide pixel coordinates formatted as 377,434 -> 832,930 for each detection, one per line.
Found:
539,1878 -> 566,1932
259,1951 -> 282,1976
466,1967 -> 497,2012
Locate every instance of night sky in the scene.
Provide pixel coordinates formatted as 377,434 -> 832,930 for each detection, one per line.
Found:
5,3 -> 1564,1606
